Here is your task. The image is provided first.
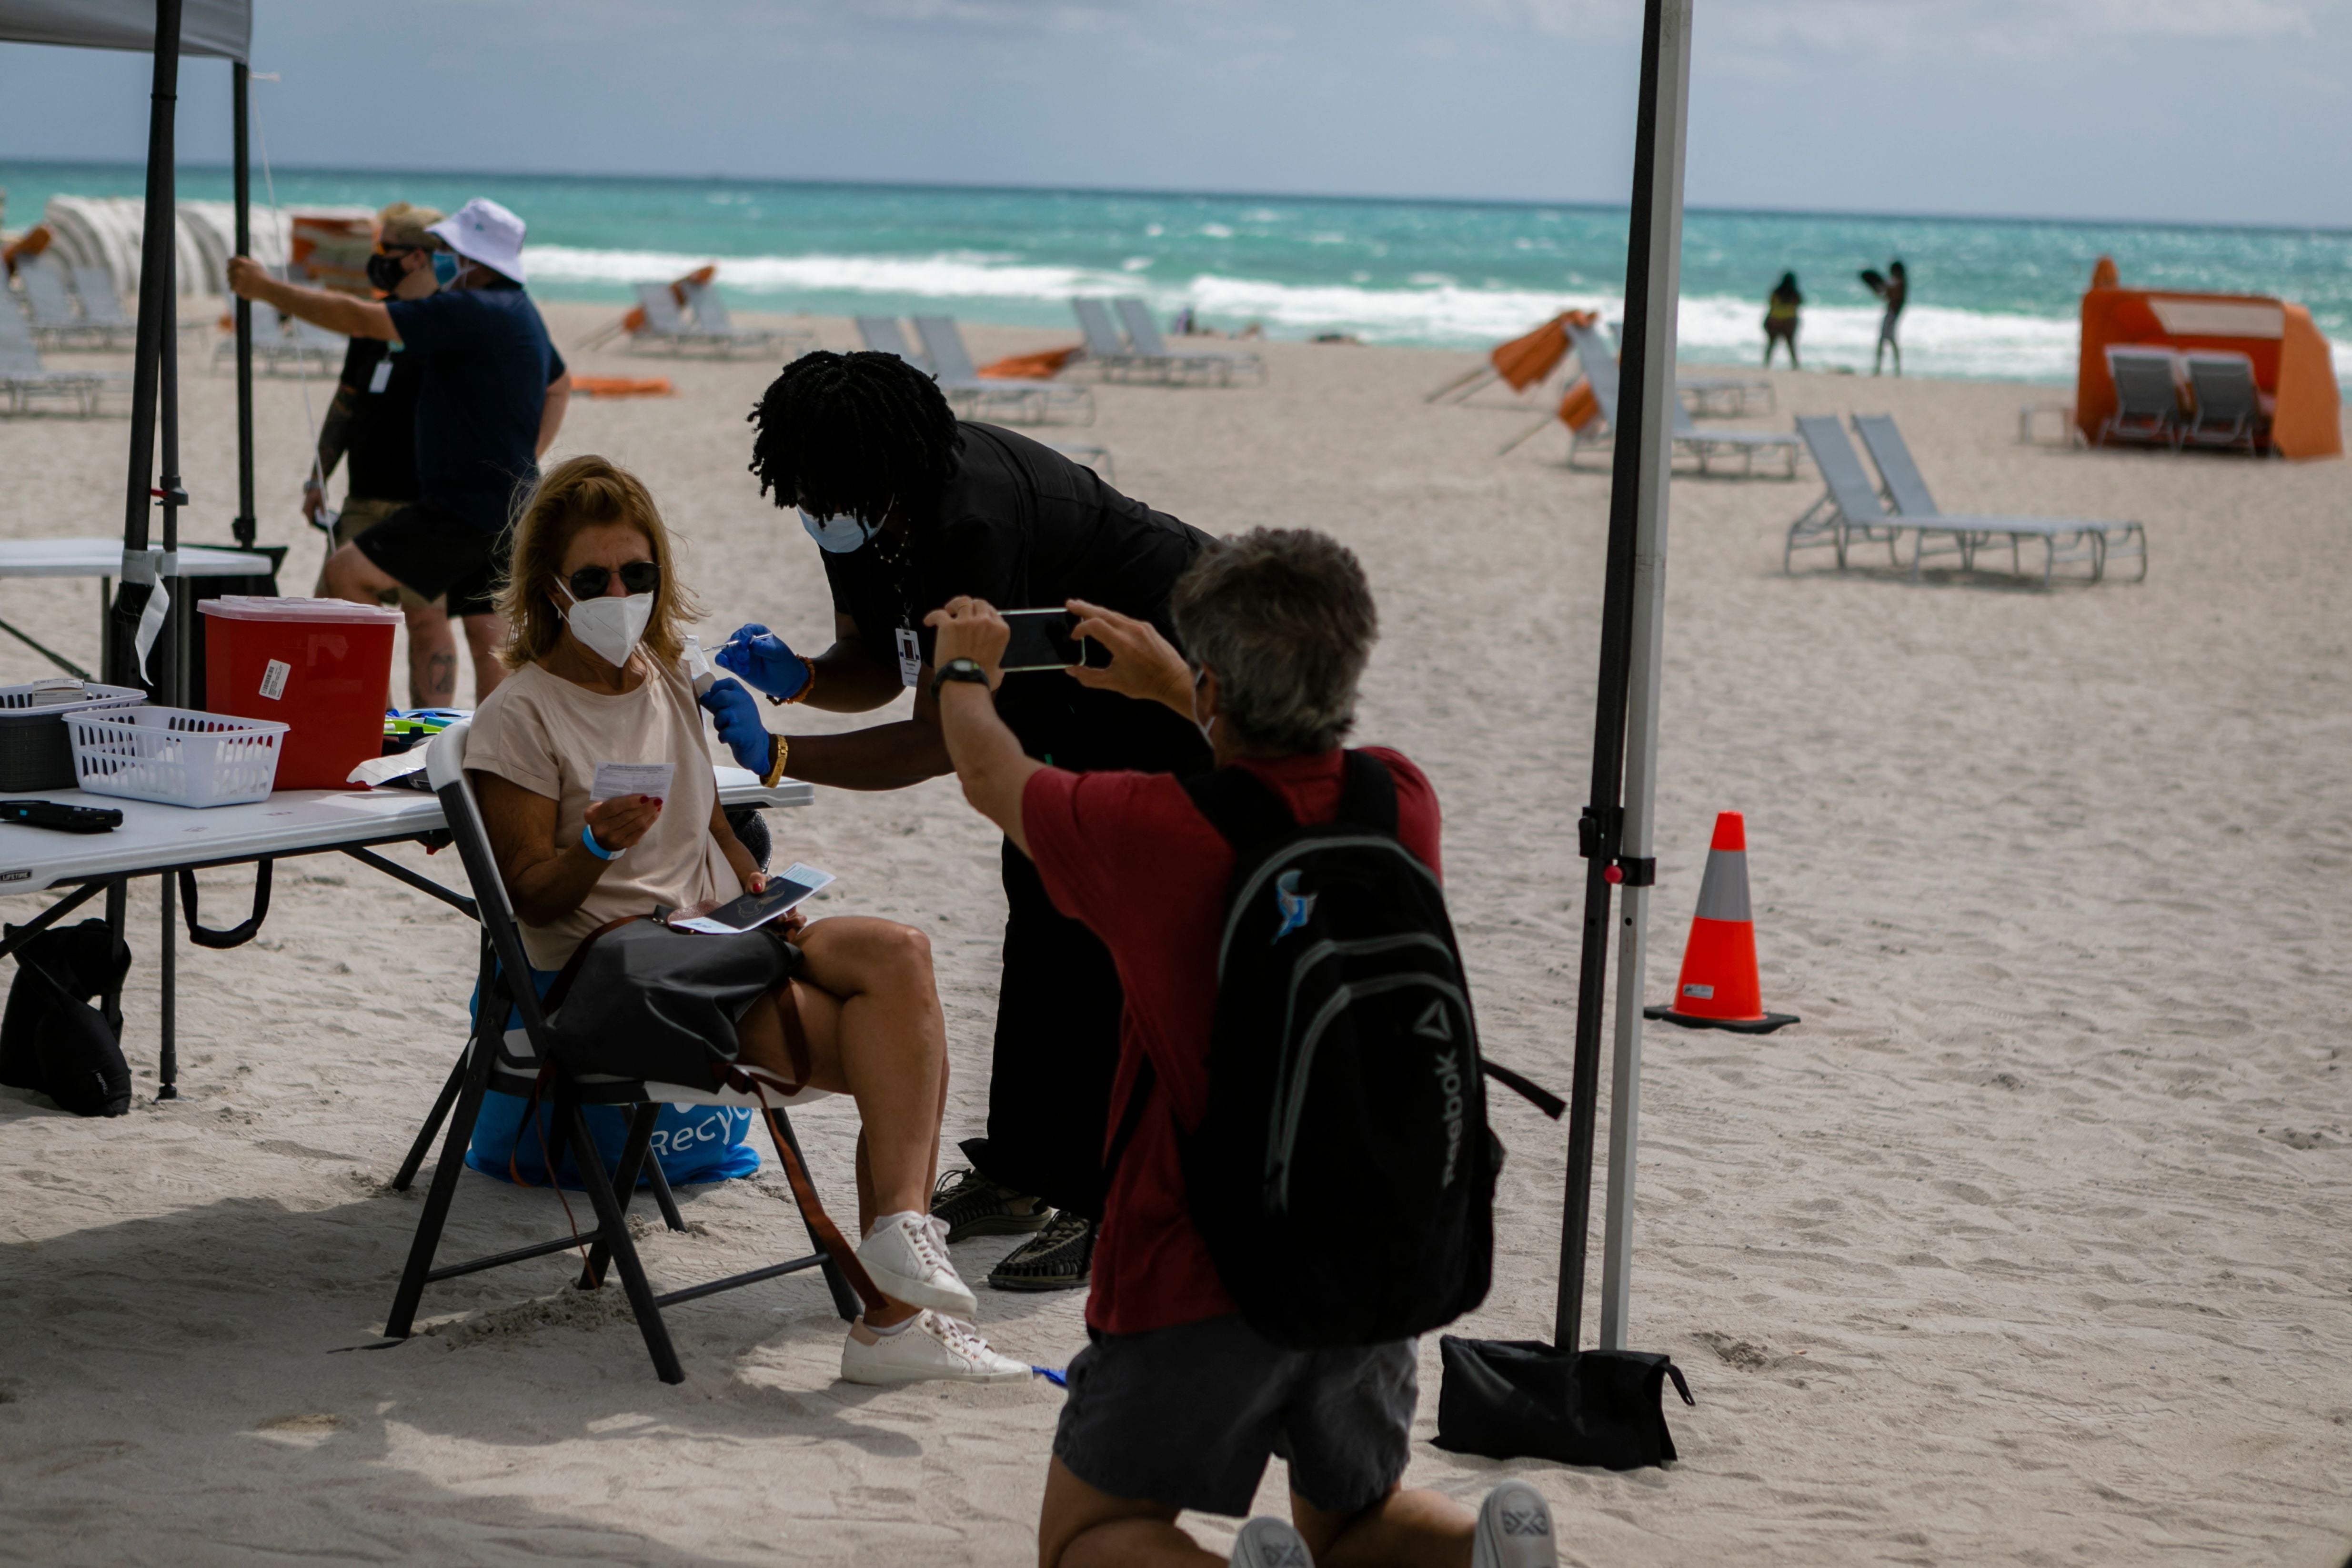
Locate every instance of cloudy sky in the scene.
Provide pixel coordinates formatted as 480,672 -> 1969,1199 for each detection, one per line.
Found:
4,0 -> 2348,226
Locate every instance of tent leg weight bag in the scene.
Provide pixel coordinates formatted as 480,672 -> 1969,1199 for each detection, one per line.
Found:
1434,1337 -> 1694,1470
0,917 -> 134,1117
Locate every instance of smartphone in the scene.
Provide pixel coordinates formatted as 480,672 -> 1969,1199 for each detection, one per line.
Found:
1000,608 -> 1108,673
668,862 -> 835,935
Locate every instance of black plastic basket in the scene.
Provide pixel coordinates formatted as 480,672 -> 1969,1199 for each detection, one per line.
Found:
0,682 -> 145,793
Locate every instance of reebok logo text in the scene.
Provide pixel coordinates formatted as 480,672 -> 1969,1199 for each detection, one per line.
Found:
1434,1048 -> 1464,1187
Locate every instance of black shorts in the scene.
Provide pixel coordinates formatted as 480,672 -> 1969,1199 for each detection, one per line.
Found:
1052,1314 -> 1416,1517
351,501 -> 508,618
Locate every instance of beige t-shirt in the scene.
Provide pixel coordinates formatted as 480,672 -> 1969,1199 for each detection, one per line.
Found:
465,657 -> 739,970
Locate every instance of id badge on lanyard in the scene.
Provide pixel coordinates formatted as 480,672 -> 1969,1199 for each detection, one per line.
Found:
367,356 -> 393,394
895,626 -> 922,688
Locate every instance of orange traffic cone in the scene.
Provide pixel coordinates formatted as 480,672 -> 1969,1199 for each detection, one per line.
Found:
1644,812 -> 1798,1034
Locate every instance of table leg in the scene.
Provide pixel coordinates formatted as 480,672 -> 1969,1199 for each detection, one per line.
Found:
159,873 -> 178,1100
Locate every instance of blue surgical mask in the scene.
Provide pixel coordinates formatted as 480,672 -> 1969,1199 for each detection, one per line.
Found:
800,507 -> 878,554
431,251 -> 460,286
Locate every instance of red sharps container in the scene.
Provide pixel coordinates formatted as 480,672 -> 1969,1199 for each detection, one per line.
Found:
198,596 -> 402,789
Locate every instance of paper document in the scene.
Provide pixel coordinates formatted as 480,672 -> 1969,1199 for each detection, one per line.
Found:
591,761 -> 676,802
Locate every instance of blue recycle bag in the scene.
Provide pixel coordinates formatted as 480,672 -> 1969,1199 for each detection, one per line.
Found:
463,962 -> 762,1189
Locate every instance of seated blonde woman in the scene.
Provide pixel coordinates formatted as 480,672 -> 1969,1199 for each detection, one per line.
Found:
465,453 -> 1024,1387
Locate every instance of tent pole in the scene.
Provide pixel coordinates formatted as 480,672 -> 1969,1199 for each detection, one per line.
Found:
110,0 -> 184,692
1598,0 -> 1694,1353
1554,0 -> 1690,1353
231,59 -> 255,548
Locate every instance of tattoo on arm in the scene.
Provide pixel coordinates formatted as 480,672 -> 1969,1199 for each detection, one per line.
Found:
315,386 -> 357,481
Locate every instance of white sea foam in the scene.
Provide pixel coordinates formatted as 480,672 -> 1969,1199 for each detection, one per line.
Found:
525,243 -> 1131,304
523,243 -> 2348,382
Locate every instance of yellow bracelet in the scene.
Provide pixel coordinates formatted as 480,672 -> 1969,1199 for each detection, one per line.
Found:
784,654 -> 817,704
763,733 -> 789,789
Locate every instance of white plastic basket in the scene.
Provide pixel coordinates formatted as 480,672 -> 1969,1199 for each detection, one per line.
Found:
67,706 -> 290,808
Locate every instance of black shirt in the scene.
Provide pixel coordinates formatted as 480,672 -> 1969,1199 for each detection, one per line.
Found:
384,283 -> 566,533
333,336 -> 424,502
822,423 -> 1213,771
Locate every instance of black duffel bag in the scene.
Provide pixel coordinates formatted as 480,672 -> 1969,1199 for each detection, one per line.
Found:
1435,1336 -> 1695,1471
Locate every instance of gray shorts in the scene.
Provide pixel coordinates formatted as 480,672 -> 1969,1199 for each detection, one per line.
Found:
1052,1314 -> 1416,1518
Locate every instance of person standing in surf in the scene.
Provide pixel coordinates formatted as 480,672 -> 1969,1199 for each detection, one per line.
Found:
1763,271 -> 1802,369
1862,258 -> 1907,376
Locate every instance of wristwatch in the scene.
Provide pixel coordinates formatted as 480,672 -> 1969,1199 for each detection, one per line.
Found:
930,657 -> 991,702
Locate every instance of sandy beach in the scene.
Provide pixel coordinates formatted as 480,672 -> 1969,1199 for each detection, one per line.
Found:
0,304 -> 2347,1565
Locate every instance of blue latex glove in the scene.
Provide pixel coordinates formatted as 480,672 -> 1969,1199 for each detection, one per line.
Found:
699,677 -> 773,775
713,623 -> 810,702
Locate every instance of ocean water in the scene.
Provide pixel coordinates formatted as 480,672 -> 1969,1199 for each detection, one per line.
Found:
7,161 -> 2350,383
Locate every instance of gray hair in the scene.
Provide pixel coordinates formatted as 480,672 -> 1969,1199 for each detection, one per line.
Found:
1172,529 -> 1379,755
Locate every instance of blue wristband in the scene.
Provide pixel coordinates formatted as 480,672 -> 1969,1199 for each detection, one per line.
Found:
581,822 -> 620,861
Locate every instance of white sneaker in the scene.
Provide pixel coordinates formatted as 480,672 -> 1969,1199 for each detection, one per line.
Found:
1472,1480 -> 1558,1568
857,1211 -> 979,1317
1229,1517 -> 1314,1568
839,1309 -> 1030,1387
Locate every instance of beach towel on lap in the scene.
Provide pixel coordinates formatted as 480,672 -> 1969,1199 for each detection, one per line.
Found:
462,954 -> 763,1188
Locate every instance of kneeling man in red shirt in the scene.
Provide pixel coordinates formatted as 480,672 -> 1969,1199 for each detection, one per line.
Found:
926,530 -> 1560,1568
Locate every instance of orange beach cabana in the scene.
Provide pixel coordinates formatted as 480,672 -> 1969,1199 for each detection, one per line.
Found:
2077,268 -> 2341,459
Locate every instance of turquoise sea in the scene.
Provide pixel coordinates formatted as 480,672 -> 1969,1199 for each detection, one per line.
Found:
7,161 -> 2350,383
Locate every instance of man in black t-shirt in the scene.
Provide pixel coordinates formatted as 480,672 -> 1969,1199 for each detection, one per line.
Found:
230,198 -> 571,704
706,351 -> 1211,1294
301,203 -> 457,707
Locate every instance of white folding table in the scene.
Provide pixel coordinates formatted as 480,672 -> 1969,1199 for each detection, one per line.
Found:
0,536 -> 276,680
0,769 -> 814,1100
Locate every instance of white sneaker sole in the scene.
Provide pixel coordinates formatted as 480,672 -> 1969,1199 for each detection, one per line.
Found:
1472,1479 -> 1558,1568
839,1346 -> 1031,1387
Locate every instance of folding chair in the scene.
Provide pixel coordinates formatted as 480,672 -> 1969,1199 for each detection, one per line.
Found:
382,720 -> 872,1384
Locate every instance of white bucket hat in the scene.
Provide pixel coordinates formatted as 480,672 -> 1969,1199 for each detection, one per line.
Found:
428,197 -> 528,284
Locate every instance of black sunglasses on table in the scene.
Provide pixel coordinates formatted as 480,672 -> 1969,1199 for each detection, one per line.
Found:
566,561 -> 661,600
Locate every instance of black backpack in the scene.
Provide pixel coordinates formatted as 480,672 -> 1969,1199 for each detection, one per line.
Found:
0,918 -> 133,1118
1120,751 -> 1551,1349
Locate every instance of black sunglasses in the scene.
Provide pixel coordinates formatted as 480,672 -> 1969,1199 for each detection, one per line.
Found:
566,560 -> 661,600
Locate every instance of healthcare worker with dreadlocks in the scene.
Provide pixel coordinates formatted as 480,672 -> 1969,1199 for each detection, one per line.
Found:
699,350 -> 1210,1294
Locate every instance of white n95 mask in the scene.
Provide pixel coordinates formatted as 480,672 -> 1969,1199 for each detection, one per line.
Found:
559,583 -> 655,670
800,507 -> 879,554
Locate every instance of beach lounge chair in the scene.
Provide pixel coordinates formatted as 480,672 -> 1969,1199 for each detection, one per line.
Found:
1075,297 -> 1191,385
214,307 -> 345,377
1786,416 -> 1909,573
381,720 -> 865,1385
855,314 -> 927,368
2099,346 -> 2184,450
679,279 -> 814,360
17,256 -> 106,350
2180,350 -> 2265,454
624,281 -> 734,355
1560,320 -> 1800,477
1851,413 -> 2142,585
912,314 -> 1095,426
1677,375 -> 1773,418
70,266 -> 146,348
0,297 -> 113,416
1112,297 -> 1265,387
